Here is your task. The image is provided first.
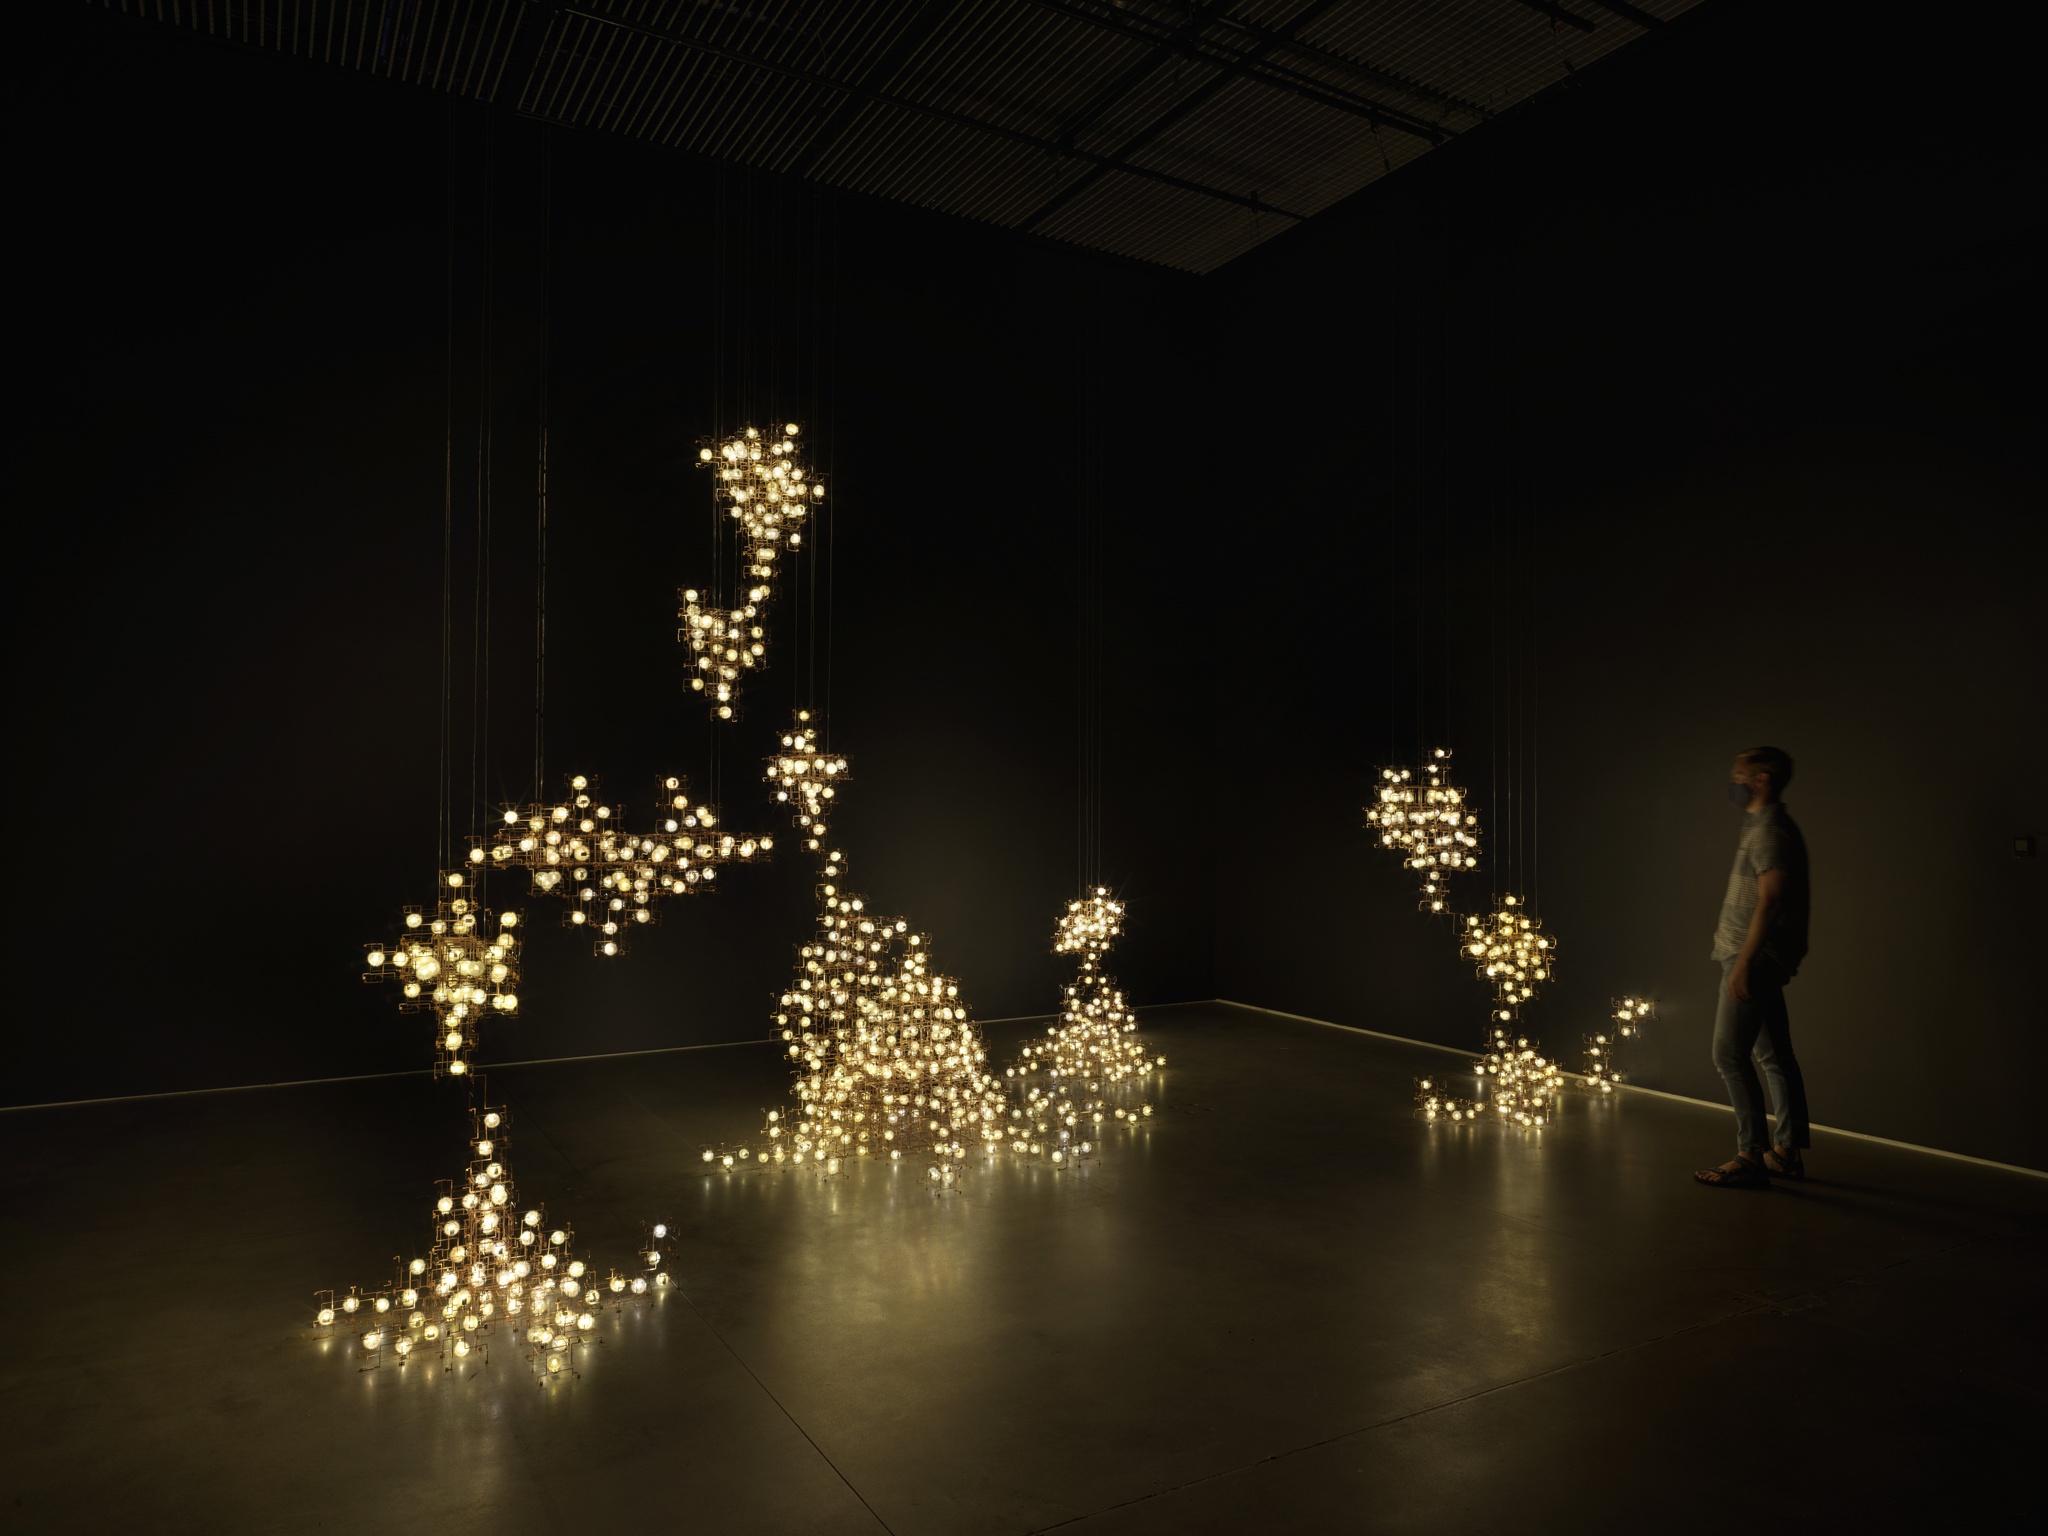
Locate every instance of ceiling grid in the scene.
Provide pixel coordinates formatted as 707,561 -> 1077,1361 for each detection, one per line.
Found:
92,0 -> 1700,270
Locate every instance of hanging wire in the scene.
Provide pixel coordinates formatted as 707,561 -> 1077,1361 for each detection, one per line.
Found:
805,188 -> 820,718
1076,278 -> 1106,893
534,123 -> 550,803
708,166 -> 728,807
822,192 -> 837,751
470,115 -> 495,850
439,104 -> 457,879
1413,213 -> 1428,767
1489,426 -> 1501,907
1529,493 -> 1541,919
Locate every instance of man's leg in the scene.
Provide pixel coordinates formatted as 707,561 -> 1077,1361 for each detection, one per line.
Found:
1711,963 -> 1771,1152
1748,969 -> 1810,1151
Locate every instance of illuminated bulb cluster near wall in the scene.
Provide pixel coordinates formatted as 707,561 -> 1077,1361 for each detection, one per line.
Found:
363,873 -> 521,1078
1462,896 -> 1555,1006
1005,890 -> 1161,1164
317,1096 -> 672,1382
680,424 -> 823,721
1447,900 -> 1565,1127
1363,751 -> 1566,1128
476,773 -> 771,956
1584,996 -> 1657,1092
701,713 -> 1008,1185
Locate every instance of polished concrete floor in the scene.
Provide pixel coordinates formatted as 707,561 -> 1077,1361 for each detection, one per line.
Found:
2,1001 -> 2041,1534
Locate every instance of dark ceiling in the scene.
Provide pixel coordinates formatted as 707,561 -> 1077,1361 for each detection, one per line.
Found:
95,0 -> 1701,271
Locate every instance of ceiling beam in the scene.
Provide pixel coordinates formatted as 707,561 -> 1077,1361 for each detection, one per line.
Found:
554,8 -> 1307,222
1510,1 -> 1599,33
1019,0 -> 1450,144
785,0 -> 961,180
1578,0 -> 1666,26
1017,0 -> 1341,236
498,0 -> 566,110
1048,0 -> 1228,155
1206,9 -> 1493,121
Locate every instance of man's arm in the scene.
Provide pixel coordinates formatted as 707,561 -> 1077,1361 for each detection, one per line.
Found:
1728,868 -> 1784,1002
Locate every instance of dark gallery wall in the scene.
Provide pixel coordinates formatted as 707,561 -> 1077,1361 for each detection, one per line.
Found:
8,7 -> 1216,1106
15,6 -> 2042,1172
1206,6 -> 2046,1168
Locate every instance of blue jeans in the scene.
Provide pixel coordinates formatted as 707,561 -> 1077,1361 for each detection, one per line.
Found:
1712,959 -> 1809,1152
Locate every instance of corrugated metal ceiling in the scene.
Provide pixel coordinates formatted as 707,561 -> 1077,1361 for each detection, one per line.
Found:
93,0 -> 1702,272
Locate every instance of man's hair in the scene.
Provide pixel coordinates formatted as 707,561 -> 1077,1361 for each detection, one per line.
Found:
1738,745 -> 1794,789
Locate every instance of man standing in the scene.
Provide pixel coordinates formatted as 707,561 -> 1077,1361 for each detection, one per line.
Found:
1694,746 -> 1811,1187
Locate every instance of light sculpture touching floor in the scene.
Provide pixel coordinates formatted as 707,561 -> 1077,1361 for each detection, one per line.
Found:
680,424 -> 823,721
1583,995 -> 1657,1092
703,711 -> 1009,1184
1372,752 -> 1658,1124
1365,751 -> 1565,1127
331,410 -> 1161,1387
1006,890 -> 1162,1162
320,420 -> 807,1379
317,1091 -> 671,1381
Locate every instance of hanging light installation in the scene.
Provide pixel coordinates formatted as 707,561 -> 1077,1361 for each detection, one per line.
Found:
1583,995 -> 1657,1092
1019,891 -> 1163,1157
328,176 -> 685,1387
362,873 -> 522,1078
1362,752 -> 1567,1128
1365,750 -> 1482,915
680,424 -> 823,721
701,713 -> 1007,1185
766,715 -> 847,850
316,1094 -> 672,1382
474,773 -> 772,956
1005,889 -> 1162,1164
1460,895 -> 1555,1007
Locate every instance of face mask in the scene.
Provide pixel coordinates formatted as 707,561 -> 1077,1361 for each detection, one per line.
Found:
1726,782 -> 1753,810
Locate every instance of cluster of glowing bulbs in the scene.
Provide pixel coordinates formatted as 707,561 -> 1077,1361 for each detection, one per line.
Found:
1461,895 -> 1555,1005
703,722 -> 1161,1182
1006,890 -> 1162,1163
1367,750 -> 1481,914
317,1102 -> 672,1381
1362,750 -> 1570,1127
1415,1018 -> 1564,1127
680,424 -> 823,720
363,874 -> 521,1076
704,717 -> 1007,1184
766,715 -> 847,847
1583,995 -> 1657,1092
477,773 -> 771,955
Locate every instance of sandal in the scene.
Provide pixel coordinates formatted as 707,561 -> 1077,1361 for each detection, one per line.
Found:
1763,1145 -> 1805,1180
1694,1154 -> 1769,1188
